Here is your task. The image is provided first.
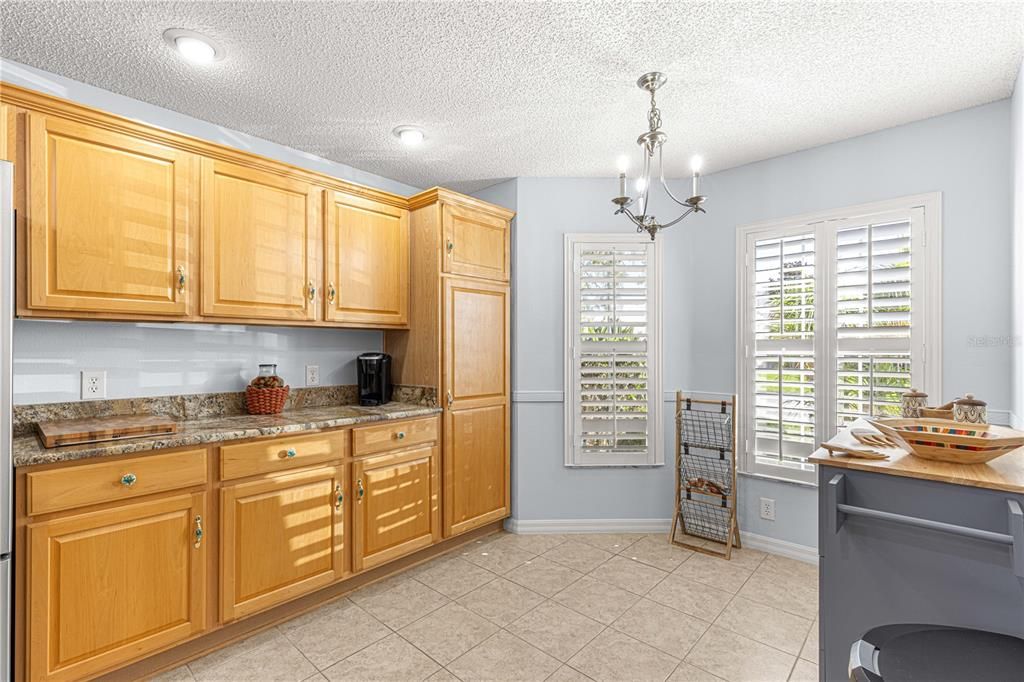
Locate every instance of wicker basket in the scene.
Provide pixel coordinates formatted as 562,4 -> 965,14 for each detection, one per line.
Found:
245,385 -> 290,415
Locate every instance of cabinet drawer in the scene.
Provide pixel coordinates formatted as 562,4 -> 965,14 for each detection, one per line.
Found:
220,431 -> 348,480
26,448 -> 207,516
352,417 -> 439,456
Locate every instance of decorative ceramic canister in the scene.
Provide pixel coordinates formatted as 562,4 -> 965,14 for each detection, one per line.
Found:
901,388 -> 928,418
953,393 -> 988,424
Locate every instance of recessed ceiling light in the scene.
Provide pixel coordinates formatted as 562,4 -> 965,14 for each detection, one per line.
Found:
393,126 -> 425,146
163,28 -> 224,64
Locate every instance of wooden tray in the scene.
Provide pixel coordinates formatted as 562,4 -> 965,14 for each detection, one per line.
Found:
36,415 -> 178,448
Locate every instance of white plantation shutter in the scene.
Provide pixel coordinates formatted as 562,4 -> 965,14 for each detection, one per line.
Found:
752,233 -> 817,466
566,236 -> 662,466
835,219 -> 914,427
738,197 -> 939,483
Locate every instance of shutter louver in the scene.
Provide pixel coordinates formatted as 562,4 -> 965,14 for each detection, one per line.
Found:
576,245 -> 651,457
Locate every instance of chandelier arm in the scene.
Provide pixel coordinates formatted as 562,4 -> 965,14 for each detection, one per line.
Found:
655,145 -> 694,208
654,207 -> 697,231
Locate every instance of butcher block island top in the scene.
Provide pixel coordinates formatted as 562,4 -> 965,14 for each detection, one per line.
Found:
810,418 -> 1024,494
14,401 -> 440,467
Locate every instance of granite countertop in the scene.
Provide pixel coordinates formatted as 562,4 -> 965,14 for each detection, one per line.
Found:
809,418 -> 1024,494
14,402 -> 442,468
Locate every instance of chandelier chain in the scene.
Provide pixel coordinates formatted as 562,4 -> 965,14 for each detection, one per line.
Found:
647,88 -> 661,134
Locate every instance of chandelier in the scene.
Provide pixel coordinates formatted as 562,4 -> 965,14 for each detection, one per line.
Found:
612,72 -> 707,240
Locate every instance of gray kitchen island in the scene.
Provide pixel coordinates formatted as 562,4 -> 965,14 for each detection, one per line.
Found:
811,438 -> 1024,681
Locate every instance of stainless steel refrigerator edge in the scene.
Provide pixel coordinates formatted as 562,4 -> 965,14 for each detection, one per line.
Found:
0,160 -> 14,681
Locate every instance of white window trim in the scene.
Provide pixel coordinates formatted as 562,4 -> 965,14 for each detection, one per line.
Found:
735,193 -> 942,484
563,233 -> 664,467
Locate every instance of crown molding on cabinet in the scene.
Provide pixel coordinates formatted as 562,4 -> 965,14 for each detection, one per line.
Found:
0,82 -> 410,210
409,187 -> 516,221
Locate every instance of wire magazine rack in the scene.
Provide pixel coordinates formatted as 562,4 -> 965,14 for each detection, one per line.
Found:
670,391 -> 741,559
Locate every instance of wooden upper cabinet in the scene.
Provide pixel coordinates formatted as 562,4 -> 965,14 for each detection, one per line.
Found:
444,277 -> 509,409
220,465 -> 346,621
26,114 -> 194,316
200,158 -> 318,321
324,191 -> 409,326
352,444 -> 439,571
27,493 -> 206,681
442,203 -> 509,282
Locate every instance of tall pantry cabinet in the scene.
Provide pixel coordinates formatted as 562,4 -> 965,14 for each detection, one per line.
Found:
386,189 -> 513,537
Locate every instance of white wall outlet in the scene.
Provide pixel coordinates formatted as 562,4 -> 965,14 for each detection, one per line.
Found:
81,370 -> 107,400
759,497 -> 776,521
305,365 -> 320,387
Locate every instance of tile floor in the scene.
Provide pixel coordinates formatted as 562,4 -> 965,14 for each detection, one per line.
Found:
154,533 -> 819,682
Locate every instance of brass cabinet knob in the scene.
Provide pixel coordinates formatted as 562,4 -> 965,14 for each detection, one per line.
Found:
446,391 -> 453,408
194,515 -> 204,549
120,473 -> 137,487
334,484 -> 343,510
328,282 -> 336,303
396,431 -> 406,440
176,266 -> 186,294
357,478 -> 364,500
446,240 -> 454,255
306,281 -> 316,301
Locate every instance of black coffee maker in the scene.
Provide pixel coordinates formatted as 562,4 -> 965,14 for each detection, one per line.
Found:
357,353 -> 393,406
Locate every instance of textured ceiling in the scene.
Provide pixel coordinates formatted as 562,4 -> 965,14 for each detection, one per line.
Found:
1,1 -> 1022,192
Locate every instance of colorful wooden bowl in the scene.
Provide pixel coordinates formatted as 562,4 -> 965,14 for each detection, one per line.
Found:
868,418 -> 1024,464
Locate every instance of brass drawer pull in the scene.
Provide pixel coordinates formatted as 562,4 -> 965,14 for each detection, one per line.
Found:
176,266 -> 186,294
306,281 -> 316,301
120,473 -> 137,487
194,515 -> 203,549
447,391 -> 453,408
328,282 -> 336,303
335,484 -> 343,510
357,478 -> 364,500
446,240 -> 454,255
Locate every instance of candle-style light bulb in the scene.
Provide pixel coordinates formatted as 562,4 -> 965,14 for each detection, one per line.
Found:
690,154 -> 703,197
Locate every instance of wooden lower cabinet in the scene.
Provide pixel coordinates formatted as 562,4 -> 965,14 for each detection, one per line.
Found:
444,405 -> 509,536
352,445 -> 440,571
26,492 -> 207,682
220,464 -> 347,621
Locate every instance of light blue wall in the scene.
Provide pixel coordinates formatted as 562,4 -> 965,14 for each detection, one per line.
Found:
501,99 -> 1013,548
2,59 -> 419,404
1012,64 -> 1024,429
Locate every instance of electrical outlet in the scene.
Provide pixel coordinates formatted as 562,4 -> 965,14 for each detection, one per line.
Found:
759,497 -> 776,521
305,365 -> 320,387
81,370 -> 107,400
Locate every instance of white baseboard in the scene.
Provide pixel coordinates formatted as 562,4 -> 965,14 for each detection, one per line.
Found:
739,531 -> 818,565
504,518 -> 672,534
503,518 -> 818,565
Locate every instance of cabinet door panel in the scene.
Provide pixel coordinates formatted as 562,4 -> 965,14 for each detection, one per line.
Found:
201,158 -> 317,321
444,405 -> 509,536
28,493 -> 206,681
442,204 -> 509,281
353,445 -> 439,571
444,278 -> 509,408
27,114 -> 193,315
324,191 -> 409,326
220,465 -> 345,621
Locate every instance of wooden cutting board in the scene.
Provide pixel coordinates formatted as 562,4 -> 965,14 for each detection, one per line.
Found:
36,415 -> 179,448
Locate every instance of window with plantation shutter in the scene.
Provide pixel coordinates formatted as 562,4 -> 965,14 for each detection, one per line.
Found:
565,234 -> 662,466
737,195 -> 941,483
